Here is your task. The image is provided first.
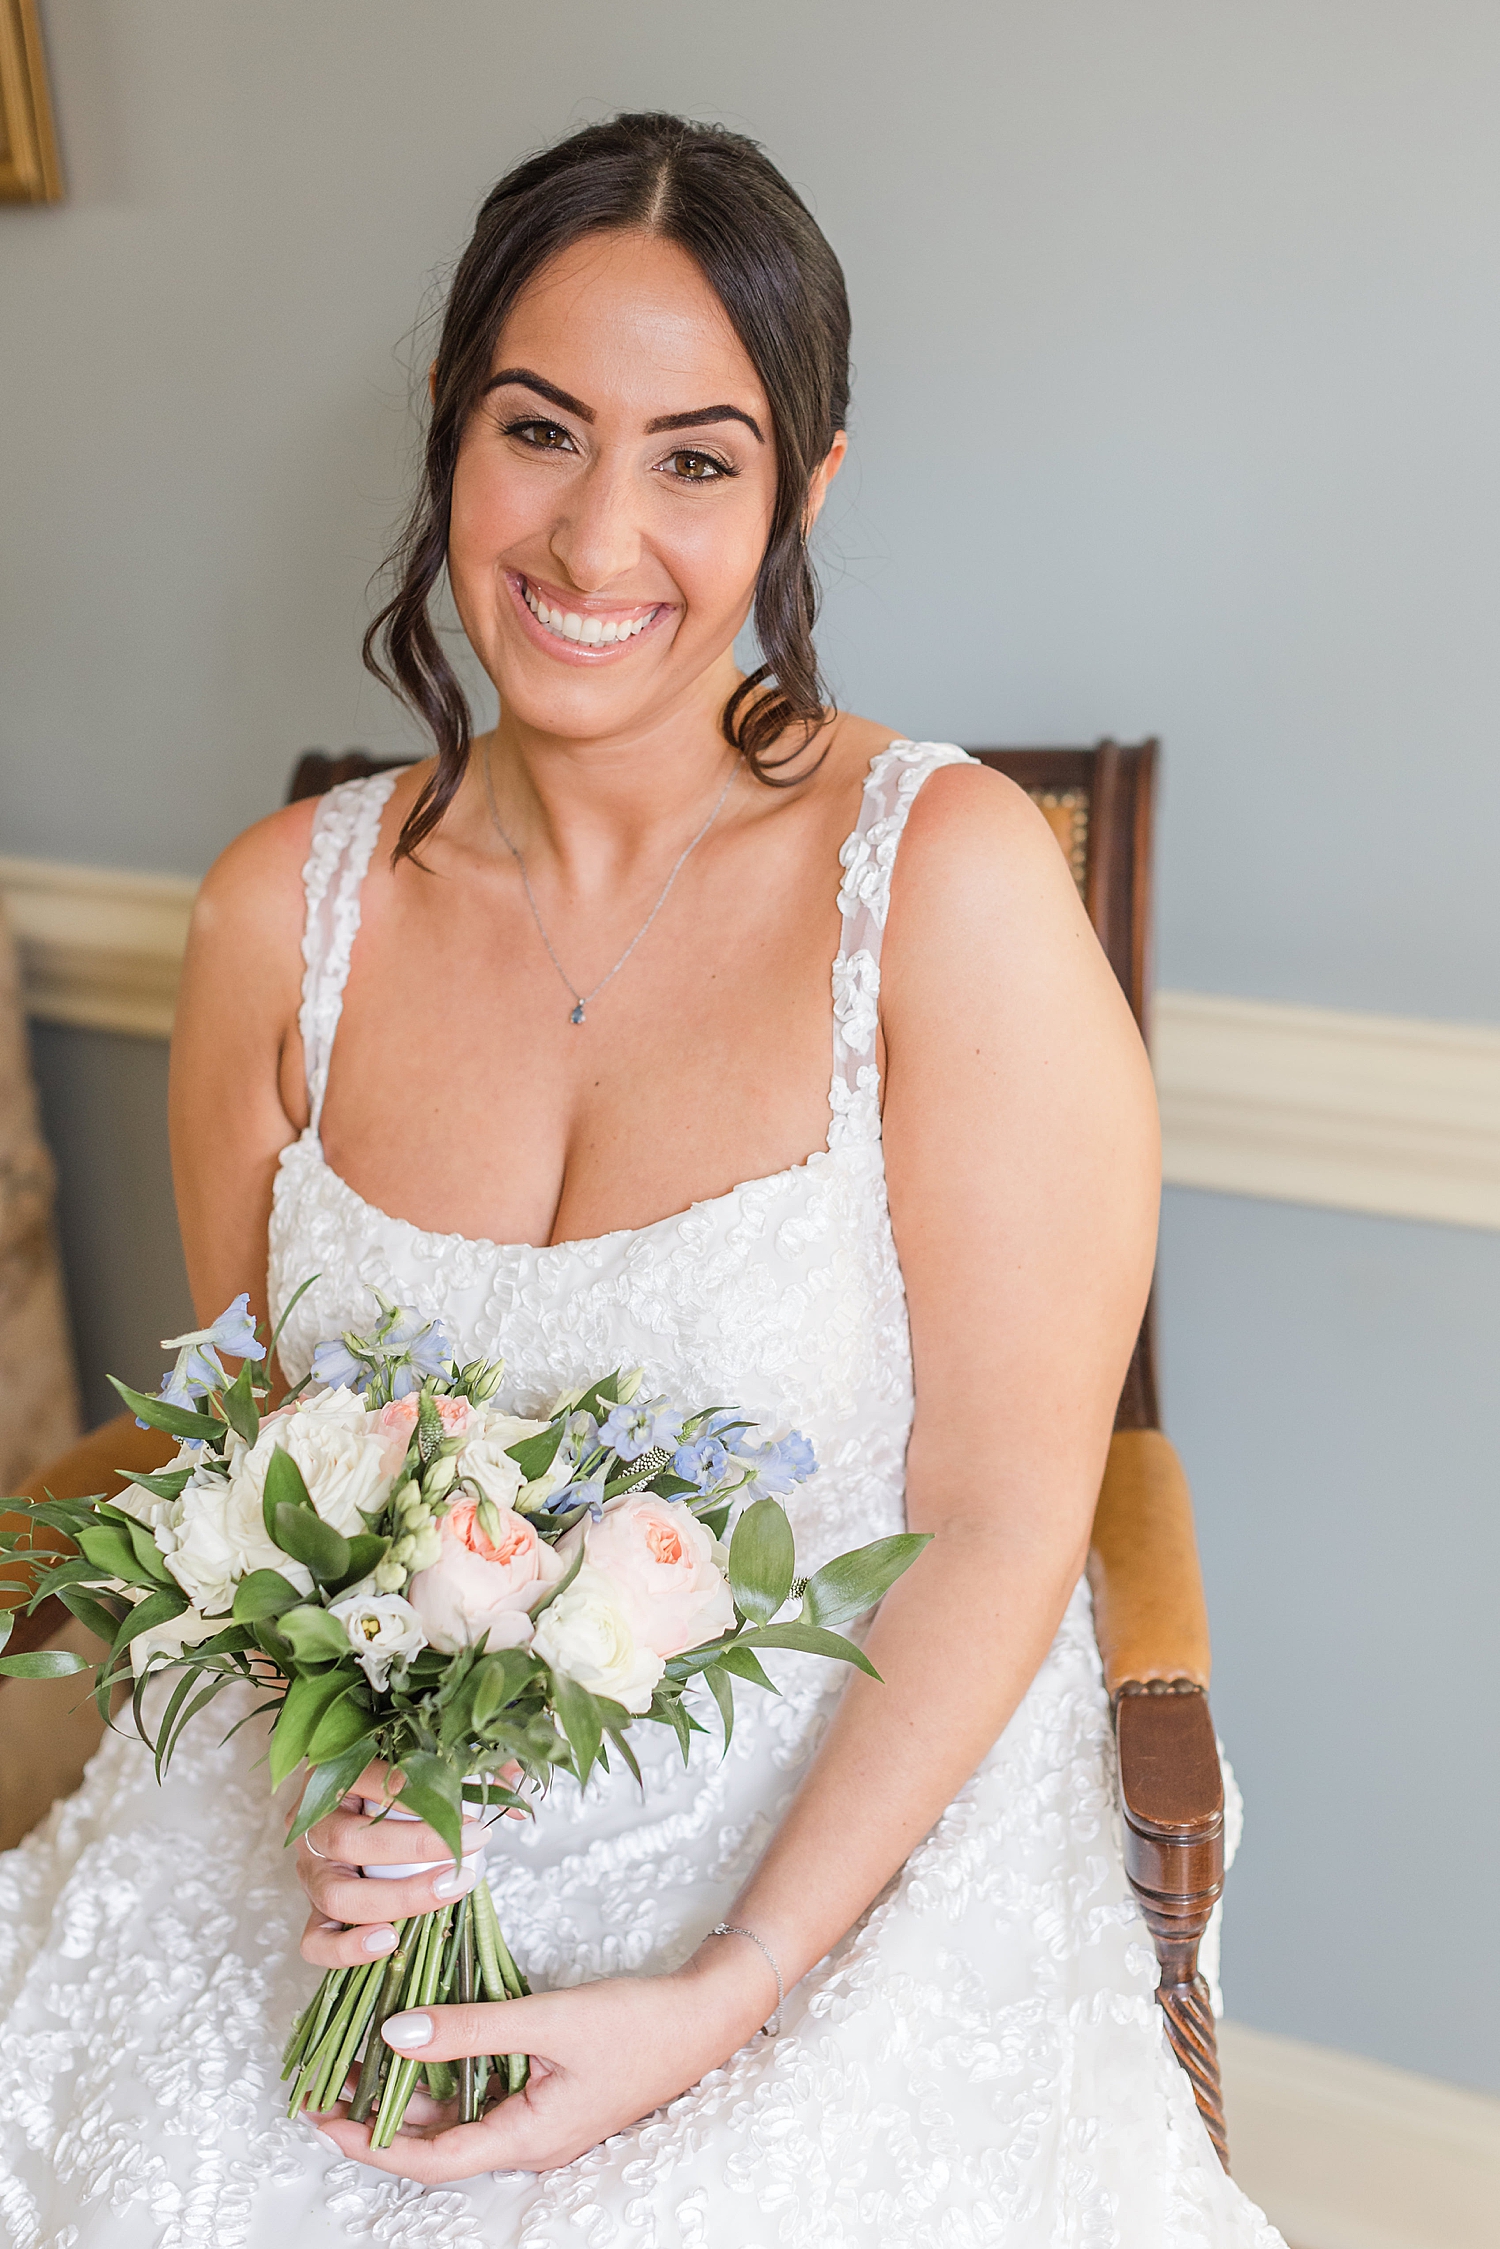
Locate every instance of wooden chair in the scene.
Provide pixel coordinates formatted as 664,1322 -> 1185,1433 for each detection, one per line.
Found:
2,735 -> 1229,2170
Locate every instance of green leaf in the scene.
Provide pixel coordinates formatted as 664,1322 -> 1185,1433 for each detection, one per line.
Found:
697,1503 -> 731,1541
272,1502 -> 351,1585
528,1537 -> 583,1620
109,1583 -> 189,1662
269,1669 -> 356,1788
551,1673 -> 604,1787
286,1732 -> 378,1847
219,1361 -> 259,1445
799,1533 -> 933,1630
326,1533 -> 388,1596
728,1497 -> 795,1625
504,1420 -> 567,1482
740,1620 -> 883,1679
76,1522 -> 159,1588
307,1686 -> 373,1763
714,1641 -> 779,1693
262,1444 -> 312,1538
56,1583 -> 128,1643
107,1374 -> 221,1441
391,1752 -> 463,1865
704,1664 -> 735,1751
277,1603 -> 353,1665
0,1645 -> 92,1679
604,1724 -> 642,1789
470,1648 -> 536,1731
267,1271 -> 320,1367
231,1568 -> 304,1623
119,1466 -> 195,1504
124,1520 -> 174,1586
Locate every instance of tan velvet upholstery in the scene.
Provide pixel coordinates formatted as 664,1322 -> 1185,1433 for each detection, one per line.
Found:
1086,1429 -> 1212,1695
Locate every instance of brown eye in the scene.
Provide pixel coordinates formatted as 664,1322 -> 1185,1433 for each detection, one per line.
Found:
665,450 -> 732,482
506,419 -> 573,451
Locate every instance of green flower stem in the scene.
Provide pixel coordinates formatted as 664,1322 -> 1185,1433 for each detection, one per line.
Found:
290,1963 -> 370,2115
311,1959 -> 386,2116
282,1970 -> 347,2096
281,1987 -> 324,2077
348,1918 -> 415,2124
472,1875 -> 531,2096
458,1893 -> 478,2124
370,1901 -> 454,2150
423,2059 -> 458,2102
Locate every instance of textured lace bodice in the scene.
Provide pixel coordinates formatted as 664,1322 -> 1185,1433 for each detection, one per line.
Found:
269,739 -> 972,1575
0,740 -> 1282,2249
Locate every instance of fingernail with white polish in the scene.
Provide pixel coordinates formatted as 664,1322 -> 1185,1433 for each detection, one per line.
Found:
383,2010 -> 432,2049
313,2129 -> 342,2152
433,1866 -> 477,1900
362,1926 -> 398,1956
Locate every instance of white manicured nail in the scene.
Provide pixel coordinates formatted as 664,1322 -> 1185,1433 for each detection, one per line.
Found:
362,1927 -> 398,1956
313,2128 -> 341,2151
433,1865 -> 477,1900
383,2010 -> 432,2049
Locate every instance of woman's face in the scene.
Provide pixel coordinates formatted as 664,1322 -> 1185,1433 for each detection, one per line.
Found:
447,228 -> 839,747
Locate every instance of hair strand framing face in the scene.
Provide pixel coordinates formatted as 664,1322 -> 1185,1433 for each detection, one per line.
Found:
363,112 -> 853,864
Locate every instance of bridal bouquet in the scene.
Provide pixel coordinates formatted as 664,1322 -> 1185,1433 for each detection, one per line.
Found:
0,1288 -> 927,2144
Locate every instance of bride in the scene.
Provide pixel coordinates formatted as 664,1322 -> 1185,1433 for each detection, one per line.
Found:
0,112 -> 1284,2246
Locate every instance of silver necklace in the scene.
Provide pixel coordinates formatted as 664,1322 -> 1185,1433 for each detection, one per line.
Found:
481,748 -> 740,1025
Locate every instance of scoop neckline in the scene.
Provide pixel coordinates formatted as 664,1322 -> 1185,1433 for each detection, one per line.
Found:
283,1126 -> 853,1265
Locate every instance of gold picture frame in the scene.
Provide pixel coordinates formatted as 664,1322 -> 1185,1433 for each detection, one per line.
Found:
0,0 -> 63,203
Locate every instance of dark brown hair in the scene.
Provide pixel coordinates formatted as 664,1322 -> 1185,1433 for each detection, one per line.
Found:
364,112 -> 852,864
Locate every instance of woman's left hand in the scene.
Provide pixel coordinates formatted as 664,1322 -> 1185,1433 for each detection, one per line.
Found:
312,1944 -> 773,2180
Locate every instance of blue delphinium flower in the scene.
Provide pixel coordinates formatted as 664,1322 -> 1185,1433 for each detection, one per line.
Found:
671,1435 -> 730,1490
599,1400 -> 679,1462
204,1293 -> 266,1363
142,1295 -> 265,1429
745,1431 -> 818,1495
543,1470 -> 607,1522
311,1303 -> 453,1398
311,1337 -> 369,1392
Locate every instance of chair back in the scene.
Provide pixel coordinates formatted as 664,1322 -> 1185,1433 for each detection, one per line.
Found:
287,740 -> 1162,1426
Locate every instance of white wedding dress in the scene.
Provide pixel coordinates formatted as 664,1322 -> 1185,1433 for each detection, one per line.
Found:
0,742 -> 1285,2248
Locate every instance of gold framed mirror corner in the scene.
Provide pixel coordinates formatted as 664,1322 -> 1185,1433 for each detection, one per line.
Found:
0,0 -> 63,204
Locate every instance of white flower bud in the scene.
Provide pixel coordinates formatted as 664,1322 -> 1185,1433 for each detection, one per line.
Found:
373,1554 -> 407,1593
423,1454 -> 459,1501
392,1533 -> 417,1565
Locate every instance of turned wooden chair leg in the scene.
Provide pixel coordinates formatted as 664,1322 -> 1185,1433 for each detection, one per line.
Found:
1115,1679 -> 1230,2172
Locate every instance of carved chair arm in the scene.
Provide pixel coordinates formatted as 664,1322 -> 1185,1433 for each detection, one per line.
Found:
1087,1427 -> 1211,1696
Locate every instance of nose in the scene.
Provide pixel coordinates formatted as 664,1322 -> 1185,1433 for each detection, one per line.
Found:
547,454 -> 644,596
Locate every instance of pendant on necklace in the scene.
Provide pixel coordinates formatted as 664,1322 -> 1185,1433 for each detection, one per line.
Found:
570,1003 -> 586,1025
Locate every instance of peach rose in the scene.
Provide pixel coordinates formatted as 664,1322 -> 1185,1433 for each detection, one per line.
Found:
407,1496 -> 565,1653
563,1495 -> 734,1659
376,1392 -> 474,1474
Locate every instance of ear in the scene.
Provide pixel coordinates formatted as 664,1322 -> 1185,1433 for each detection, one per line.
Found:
803,430 -> 848,536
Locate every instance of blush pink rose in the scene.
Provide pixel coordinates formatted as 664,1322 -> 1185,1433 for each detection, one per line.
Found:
565,1496 -> 734,1659
376,1393 -> 473,1474
407,1497 -> 564,1653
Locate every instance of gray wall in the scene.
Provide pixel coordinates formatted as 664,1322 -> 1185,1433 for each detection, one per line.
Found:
4,1 -> 1498,2090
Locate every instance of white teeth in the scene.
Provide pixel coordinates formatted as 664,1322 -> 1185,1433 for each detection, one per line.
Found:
521,582 -> 654,646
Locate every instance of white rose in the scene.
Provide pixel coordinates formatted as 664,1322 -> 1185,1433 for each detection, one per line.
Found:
530,1564 -> 664,1715
129,1600 -> 221,1677
328,1589 -> 428,1690
230,1388 -> 393,1540
452,1436 -> 526,1512
154,1475 -> 241,1614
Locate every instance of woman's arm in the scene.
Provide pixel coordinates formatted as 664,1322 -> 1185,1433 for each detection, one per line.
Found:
309,767 -> 1160,2181
169,802 -> 315,1331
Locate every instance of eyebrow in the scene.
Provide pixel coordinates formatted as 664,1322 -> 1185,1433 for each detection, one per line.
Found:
482,367 -> 764,445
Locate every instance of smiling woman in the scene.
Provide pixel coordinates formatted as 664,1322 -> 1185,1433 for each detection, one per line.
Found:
1,109 -> 1283,2249
370,114 -> 852,871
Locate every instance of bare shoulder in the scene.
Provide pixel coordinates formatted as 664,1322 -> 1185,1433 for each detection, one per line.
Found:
187,796 -> 318,976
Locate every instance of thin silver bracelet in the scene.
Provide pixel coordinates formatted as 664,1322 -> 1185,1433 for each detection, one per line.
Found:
711,1922 -> 783,2033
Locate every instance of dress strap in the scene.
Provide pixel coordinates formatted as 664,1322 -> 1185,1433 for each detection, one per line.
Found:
298,769 -> 407,1139
828,739 -> 974,1146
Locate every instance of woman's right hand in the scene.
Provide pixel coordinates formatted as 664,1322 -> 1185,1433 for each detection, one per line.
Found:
291,1760 -> 522,1973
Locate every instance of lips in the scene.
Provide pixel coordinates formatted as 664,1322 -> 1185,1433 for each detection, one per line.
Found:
510,572 -> 667,657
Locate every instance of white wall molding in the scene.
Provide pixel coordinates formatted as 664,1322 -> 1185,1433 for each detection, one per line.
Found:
0,855 -> 196,1040
1221,2019 -> 1500,2249
1156,990 -> 1500,1232
3,857 -> 1499,1231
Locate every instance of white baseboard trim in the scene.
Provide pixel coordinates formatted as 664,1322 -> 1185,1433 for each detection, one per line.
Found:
0,854 -> 196,1039
1155,991 -> 1500,1232
3,856 -> 1498,1231
1220,2020 -> 1500,2249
